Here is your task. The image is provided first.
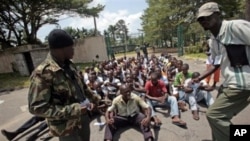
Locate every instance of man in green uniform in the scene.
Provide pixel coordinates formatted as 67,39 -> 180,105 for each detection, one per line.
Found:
28,29 -> 99,141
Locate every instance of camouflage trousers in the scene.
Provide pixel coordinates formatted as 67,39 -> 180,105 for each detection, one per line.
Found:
59,114 -> 90,141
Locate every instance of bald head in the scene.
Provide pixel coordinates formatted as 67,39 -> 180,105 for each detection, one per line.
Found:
119,84 -> 132,101
120,84 -> 130,93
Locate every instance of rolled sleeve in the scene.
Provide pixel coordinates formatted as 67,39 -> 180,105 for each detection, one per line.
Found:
136,97 -> 149,109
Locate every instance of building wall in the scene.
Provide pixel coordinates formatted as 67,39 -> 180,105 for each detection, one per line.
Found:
0,36 -> 108,75
0,51 -> 15,73
73,36 -> 108,63
30,48 -> 49,69
15,54 -> 30,76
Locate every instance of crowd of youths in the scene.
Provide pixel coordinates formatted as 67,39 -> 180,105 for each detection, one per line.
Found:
6,1 -> 250,140
1,50 -> 216,141
82,51 -> 216,140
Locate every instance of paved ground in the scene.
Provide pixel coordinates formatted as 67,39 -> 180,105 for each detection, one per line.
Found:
0,51 -> 250,141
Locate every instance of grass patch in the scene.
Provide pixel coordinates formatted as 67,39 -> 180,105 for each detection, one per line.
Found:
183,53 -> 207,59
0,62 -> 94,90
75,62 -> 95,71
0,73 -> 30,89
0,53 -> 206,90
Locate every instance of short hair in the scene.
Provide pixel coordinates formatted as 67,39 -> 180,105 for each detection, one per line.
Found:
192,72 -> 200,79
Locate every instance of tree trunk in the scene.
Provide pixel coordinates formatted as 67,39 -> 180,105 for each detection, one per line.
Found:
246,0 -> 250,21
93,16 -> 97,36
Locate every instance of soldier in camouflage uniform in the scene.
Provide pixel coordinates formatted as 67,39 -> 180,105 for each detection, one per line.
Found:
28,29 -> 99,141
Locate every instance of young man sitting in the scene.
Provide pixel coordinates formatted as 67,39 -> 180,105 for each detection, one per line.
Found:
104,84 -> 154,141
184,72 -> 215,120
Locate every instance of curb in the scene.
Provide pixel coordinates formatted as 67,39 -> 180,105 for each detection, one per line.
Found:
0,86 -> 25,94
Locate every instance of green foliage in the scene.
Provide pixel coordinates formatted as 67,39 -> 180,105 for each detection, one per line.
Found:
184,44 -> 204,54
75,62 -> 94,71
104,19 -> 130,46
0,73 -> 29,89
0,0 -> 104,49
63,27 -> 101,39
184,53 -> 207,59
141,0 -> 245,48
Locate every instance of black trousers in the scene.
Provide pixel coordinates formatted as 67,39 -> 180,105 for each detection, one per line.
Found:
104,113 -> 153,140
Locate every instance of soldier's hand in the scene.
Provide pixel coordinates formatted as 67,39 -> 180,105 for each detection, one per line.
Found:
107,118 -> 114,125
88,103 -> 95,111
81,106 -> 87,114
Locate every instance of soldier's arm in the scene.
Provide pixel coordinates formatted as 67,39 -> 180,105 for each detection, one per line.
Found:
82,82 -> 100,105
28,70 -> 82,120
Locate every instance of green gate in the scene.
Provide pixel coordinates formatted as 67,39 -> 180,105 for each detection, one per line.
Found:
177,24 -> 184,57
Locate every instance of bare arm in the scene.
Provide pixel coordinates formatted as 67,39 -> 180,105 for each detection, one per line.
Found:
198,65 -> 220,81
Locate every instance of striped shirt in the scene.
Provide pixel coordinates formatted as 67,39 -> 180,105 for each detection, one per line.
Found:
210,20 -> 250,89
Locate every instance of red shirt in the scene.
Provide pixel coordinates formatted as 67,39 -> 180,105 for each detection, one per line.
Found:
145,80 -> 167,97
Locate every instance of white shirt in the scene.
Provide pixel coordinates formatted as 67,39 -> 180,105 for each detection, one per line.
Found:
102,77 -> 121,94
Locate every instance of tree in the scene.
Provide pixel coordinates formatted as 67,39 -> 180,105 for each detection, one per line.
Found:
0,0 -> 104,49
115,19 -> 129,44
107,25 -> 118,44
141,0 -> 243,48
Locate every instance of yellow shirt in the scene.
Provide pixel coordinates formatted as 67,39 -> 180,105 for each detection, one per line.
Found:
107,93 -> 149,116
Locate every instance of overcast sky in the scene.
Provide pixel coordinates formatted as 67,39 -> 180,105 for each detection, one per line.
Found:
37,0 -> 148,41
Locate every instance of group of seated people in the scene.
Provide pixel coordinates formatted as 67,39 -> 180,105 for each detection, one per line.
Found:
1,52 -> 216,141
83,53 -> 215,140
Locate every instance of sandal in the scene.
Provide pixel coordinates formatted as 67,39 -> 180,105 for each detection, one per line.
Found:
153,116 -> 162,128
172,120 -> 187,126
178,101 -> 188,112
192,110 -> 200,120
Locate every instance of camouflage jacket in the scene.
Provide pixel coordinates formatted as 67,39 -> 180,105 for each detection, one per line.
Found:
28,53 -> 99,136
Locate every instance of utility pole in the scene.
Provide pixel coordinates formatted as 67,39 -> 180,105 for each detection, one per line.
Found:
124,28 -> 127,57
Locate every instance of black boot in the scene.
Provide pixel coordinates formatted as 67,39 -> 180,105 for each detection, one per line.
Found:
40,134 -> 53,141
26,133 -> 38,141
1,130 -> 18,141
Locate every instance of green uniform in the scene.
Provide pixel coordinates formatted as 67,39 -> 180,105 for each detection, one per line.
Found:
28,53 -> 99,138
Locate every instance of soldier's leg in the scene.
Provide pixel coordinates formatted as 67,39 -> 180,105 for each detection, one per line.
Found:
78,114 -> 91,141
206,87 -> 250,141
59,131 -> 82,141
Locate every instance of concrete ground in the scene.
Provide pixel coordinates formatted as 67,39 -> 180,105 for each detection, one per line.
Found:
0,50 -> 250,141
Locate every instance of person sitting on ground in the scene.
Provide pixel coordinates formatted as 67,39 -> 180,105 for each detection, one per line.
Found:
102,70 -> 121,100
173,63 -> 192,112
104,84 -> 154,141
145,72 -> 187,127
1,116 -> 48,141
127,72 -> 162,128
155,67 -> 169,91
184,72 -> 215,120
